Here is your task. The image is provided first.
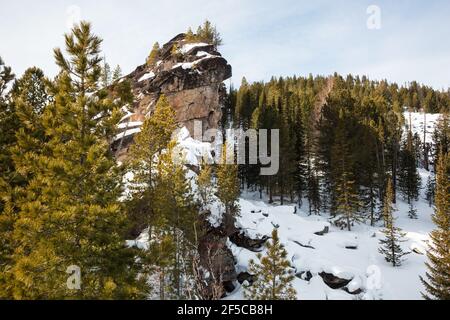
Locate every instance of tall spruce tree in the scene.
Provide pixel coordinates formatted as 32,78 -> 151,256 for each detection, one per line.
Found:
244,229 -> 297,300
379,179 -> 410,267
398,131 -> 421,219
112,65 -> 122,82
420,150 -> 450,300
151,141 -> 199,299
9,22 -> 144,299
216,144 -> 240,233
331,114 -> 361,231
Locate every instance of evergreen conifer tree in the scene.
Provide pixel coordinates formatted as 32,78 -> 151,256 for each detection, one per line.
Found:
244,229 -> 297,300
112,65 -> 122,82
331,115 -> 361,231
398,131 -> 421,218
0,57 -> 16,298
379,179 -> 410,267
146,42 -> 161,67
9,22 -> 145,299
216,145 -> 240,232
420,150 -> 450,300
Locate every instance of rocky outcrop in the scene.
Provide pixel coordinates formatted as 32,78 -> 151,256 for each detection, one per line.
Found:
112,34 -> 232,159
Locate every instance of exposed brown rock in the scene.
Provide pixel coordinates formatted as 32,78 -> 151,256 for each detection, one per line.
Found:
112,33 -> 232,159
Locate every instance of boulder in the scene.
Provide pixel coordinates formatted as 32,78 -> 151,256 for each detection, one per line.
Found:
229,232 -> 269,252
314,226 -> 329,236
319,272 -> 352,289
237,272 -> 257,285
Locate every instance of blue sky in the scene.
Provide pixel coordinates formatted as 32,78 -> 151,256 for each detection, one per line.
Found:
1,0 -> 450,89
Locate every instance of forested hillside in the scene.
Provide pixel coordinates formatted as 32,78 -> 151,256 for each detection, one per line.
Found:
228,74 -> 450,226
1,20 -> 449,301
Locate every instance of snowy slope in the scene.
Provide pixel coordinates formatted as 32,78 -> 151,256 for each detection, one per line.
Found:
404,111 -> 442,144
224,177 -> 434,300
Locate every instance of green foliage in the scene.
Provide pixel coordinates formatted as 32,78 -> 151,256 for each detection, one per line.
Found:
421,151 -> 450,300
0,57 -> 16,298
126,94 -> 177,235
216,145 -> 240,231
184,20 -> 223,48
112,65 -> 122,82
379,179 -> 410,267
7,22 -> 145,299
146,42 -> 161,67
331,115 -> 362,231
101,60 -> 111,87
244,229 -> 297,300
398,131 -> 421,218
126,97 -> 199,299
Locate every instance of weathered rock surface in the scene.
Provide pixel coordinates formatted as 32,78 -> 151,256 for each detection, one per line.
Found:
112,33 -> 231,159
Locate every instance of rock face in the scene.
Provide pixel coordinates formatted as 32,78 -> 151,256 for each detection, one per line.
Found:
112,33 -> 232,159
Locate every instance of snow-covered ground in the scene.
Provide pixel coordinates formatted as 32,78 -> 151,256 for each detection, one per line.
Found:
224,175 -> 434,300
404,111 -> 442,144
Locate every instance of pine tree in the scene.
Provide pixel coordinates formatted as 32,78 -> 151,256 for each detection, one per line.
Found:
128,95 -> 177,194
244,229 -> 297,300
0,56 -> 16,187
379,179 -> 410,267
331,115 -> 361,231
9,22 -> 145,299
126,94 -> 177,253
146,42 -> 161,67
151,141 -> 199,299
126,97 -> 199,299
0,57 -> 16,298
398,131 -> 421,218
432,113 -> 449,164
101,60 -> 111,87
196,20 -> 222,48
112,65 -> 122,82
420,150 -> 450,300
216,144 -> 240,232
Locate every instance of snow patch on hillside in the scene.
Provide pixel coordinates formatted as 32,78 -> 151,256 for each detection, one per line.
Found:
403,111 -> 442,144
224,186 -> 434,300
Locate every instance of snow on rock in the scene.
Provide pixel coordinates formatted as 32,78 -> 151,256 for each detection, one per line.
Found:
113,127 -> 141,142
172,50 -> 220,72
175,127 -> 214,166
138,72 -> 155,82
180,42 -> 209,54
118,121 -> 143,129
